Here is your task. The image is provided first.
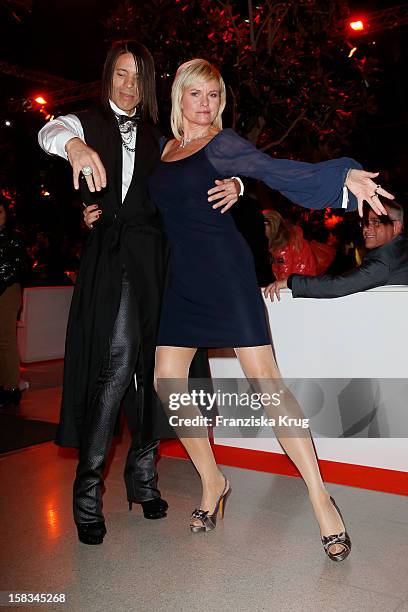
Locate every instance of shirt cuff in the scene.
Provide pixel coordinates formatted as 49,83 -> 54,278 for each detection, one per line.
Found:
56,129 -> 81,160
41,126 -> 81,160
342,168 -> 353,209
342,185 -> 349,209
231,176 -> 244,196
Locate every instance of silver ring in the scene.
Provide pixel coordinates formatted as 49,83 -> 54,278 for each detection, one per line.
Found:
81,165 -> 93,176
374,184 -> 381,194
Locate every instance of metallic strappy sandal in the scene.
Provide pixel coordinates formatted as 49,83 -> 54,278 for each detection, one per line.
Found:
190,477 -> 231,533
321,497 -> 352,562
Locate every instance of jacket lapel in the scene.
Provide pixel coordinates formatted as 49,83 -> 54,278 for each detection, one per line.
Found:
122,122 -> 159,208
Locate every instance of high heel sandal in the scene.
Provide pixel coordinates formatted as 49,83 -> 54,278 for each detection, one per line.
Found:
321,497 -> 351,562
190,476 -> 231,533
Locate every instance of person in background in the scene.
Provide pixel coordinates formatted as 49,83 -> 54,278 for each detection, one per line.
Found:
266,200 -> 407,300
0,201 -> 25,409
263,210 -> 318,279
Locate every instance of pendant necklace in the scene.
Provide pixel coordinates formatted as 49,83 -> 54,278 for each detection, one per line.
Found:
178,131 -> 211,149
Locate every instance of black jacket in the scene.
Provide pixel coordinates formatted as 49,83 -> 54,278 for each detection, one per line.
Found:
288,234 -> 408,298
0,226 -> 25,296
56,108 -> 170,447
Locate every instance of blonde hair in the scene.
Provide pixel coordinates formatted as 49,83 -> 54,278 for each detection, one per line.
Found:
263,210 -> 291,251
170,59 -> 226,140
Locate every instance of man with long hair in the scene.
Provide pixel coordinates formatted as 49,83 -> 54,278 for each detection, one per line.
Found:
38,41 -> 241,545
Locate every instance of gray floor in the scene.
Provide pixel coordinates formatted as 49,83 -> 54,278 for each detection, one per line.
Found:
1,364 -> 408,611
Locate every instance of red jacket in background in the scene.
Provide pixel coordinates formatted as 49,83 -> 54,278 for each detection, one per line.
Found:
271,225 -> 318,280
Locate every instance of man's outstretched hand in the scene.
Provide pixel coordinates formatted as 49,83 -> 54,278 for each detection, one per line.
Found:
263,279 -> 288,302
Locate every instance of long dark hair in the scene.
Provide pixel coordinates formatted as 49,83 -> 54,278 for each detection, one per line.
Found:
101,40 -> 158,123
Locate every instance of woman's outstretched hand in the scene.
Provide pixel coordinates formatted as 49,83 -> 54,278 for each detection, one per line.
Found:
263,279 -> 288,302
346,170 -> 394,217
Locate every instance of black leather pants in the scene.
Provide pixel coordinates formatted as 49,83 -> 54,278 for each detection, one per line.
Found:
73,271 -> 161,524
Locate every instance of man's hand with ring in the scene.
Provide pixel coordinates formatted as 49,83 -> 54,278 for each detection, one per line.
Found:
65,137 -> 107,192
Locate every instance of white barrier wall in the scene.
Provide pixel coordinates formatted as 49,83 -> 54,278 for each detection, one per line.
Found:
209,287 -> 408,473
17,286 -> 74,362
17,285 -> 407,474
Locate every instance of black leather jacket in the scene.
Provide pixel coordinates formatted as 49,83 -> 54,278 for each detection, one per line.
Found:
0,225 -> 25,296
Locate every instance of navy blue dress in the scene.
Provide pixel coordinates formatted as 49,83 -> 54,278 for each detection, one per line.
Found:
149,129 -> 360,348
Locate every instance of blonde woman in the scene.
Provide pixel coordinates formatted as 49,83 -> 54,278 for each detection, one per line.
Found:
148,59 -> 393,561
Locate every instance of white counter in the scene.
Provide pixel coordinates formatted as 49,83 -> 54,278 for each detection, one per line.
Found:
17,286 -> 74,363
209,287 -> 408,475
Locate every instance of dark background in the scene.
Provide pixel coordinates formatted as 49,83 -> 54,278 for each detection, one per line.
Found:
0,0 -> 406,282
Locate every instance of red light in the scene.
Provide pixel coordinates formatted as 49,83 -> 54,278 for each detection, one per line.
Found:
35,96 -> 47,105
325,214 -> 343,229
350,20 -> 364,31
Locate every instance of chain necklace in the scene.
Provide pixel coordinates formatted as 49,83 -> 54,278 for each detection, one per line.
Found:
119,126 -> 137,152
117,117 -> 137,152
178,131 -> 211,149
121,135 -> 136,152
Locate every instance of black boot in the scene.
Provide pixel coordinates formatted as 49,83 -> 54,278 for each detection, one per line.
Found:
124,439 -> 168,519
73,429 -> 108,544
76,521 -> 107,545
138,498 -> 168,519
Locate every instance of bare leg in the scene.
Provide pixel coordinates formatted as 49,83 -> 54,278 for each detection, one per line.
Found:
235,345 -> 346,555
155,346 -> 226,527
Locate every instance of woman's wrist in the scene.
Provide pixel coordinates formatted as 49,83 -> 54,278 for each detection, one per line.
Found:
344,168 -> 353,188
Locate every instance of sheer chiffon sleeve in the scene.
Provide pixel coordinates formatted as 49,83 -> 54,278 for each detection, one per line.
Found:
205,128 -> 362,211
